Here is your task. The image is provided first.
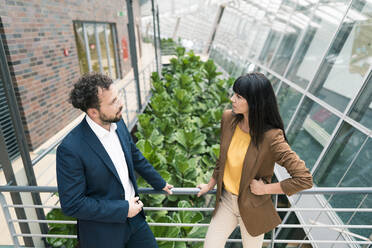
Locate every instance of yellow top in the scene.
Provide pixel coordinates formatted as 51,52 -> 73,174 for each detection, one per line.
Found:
223,125 -> 251,195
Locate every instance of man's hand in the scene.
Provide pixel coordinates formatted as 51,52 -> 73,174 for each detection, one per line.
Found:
197,183 -> 211,197
127,197 -> 143,218
162,183 -> 173,194
250,178 -> 267,195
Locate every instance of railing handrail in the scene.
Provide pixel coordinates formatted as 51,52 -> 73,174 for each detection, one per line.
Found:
1,187 -> 371,247
0,185 -> 372,194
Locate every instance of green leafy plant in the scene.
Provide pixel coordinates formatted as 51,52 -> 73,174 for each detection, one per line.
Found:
46,208 -> 77,248
136,46 -> 234,247
46,45 -> 233,248
160,38 -> 178,56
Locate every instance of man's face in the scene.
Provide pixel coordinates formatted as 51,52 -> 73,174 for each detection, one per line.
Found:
97,84 -> 123,124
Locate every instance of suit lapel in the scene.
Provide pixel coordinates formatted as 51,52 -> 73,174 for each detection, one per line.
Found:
81,118 -> 122,185
239,141 -> 259,195
115,123 -> 137,187
219,117 -> 236,178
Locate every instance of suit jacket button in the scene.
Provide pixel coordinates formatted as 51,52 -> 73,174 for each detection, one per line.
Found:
121,194 -> 125,199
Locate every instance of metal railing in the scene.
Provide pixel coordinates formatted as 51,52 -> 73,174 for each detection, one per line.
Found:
0,186 -> 371,248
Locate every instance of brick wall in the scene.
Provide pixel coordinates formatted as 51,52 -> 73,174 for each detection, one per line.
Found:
0,0 -> 138,150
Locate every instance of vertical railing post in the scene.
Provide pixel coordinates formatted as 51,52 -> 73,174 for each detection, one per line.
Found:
0,32 -> 47,246
126,0 -> 142,112
204,4 -> 225,55
0,192 -> 21,247
271,194 -> 278,248
123,88 -> 130,125
151,0 -> 160,75
156,4 -> 162,74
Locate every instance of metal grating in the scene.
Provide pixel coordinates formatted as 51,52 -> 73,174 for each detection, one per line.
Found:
0,70 -> 20,162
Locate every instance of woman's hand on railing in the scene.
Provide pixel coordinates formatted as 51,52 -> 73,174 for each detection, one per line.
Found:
197,184 -> 212,197
197,178 -> 217,197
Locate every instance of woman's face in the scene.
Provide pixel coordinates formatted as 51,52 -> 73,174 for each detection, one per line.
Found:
230,92 -> 249,115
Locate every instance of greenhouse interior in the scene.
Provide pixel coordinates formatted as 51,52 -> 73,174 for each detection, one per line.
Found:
0,0 -> 371,247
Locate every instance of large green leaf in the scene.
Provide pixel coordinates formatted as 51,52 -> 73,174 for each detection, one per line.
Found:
158,169 -> 171,182
149,129 -> 164,147
174,242 -> 187,248
136,139 -> 153,159
176,201 -> 204,234
46,225 -> 77,248
174,153 -> 189,174
175,47 -> 185,57
46,209 -> 75,229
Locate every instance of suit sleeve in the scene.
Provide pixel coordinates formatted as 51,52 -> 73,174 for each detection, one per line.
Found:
56,143 -> 129,223
269,129 -> 313,196
122,121 -> 166,190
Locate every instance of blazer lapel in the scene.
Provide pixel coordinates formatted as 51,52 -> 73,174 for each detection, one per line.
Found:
218,117 -> 237,178
81,118 -> 122,184
239,142 -> 259,195
115,125 -> 137,187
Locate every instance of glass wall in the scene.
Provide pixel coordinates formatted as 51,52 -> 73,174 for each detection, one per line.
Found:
309,0 -> 372,112
157,0 -> 372,243
286,0 -> 351,89
73,21 -> 119,79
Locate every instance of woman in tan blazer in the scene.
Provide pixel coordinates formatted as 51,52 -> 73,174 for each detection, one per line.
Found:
197,73 -> 313,248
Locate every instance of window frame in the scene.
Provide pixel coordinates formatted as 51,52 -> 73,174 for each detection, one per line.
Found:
73,20 -> 121,80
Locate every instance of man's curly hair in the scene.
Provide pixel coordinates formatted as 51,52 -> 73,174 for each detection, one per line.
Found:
69,73 -> 113,112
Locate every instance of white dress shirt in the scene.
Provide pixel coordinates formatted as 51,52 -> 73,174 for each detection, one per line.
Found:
86,115 -> 135,200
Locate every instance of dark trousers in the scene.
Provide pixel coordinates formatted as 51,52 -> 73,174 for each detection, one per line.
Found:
125,214 -> 158,248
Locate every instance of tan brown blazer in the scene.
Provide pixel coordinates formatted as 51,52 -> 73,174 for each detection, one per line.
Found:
212,109 -> 313,236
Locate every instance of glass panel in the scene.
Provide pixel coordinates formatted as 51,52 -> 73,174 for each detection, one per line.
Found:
270,1 -> 318,75
340,137 -> 371,187
276,83 -> 303,127
286,97 -> 340,169
348,194 -> 372,238
247,0 -> 278,59
73,22 -> 89,73
258,30 -> 282,65
97,24 -> 109,76
248,25 -> 271,60
317,136 -> 371,236
337,138 -> 372,238
348,73 -> 372,129
314,122 -> 367,187
261,69 -> 281,92
286,0 -> 350,89
309,0 -> 372,112
107,24 -> 118,79
86,23 -> 100,73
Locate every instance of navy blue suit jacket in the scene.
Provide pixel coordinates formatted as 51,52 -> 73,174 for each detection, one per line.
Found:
56,117 -> 166,247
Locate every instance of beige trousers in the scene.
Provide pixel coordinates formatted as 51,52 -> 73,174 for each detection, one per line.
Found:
204,190 -> 264,248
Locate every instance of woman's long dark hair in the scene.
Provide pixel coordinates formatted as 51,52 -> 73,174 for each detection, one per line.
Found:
232,72 -> 287,147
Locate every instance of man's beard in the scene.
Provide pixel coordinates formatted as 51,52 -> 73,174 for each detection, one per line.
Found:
99,108 -> 122,124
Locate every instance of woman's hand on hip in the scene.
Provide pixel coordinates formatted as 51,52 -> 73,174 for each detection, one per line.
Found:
250,178 -> 267,195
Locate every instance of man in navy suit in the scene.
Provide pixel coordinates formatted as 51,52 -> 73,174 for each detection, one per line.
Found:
56,73 -> 173,248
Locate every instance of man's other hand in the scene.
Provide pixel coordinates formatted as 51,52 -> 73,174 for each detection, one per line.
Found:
162,183 -> 173,195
